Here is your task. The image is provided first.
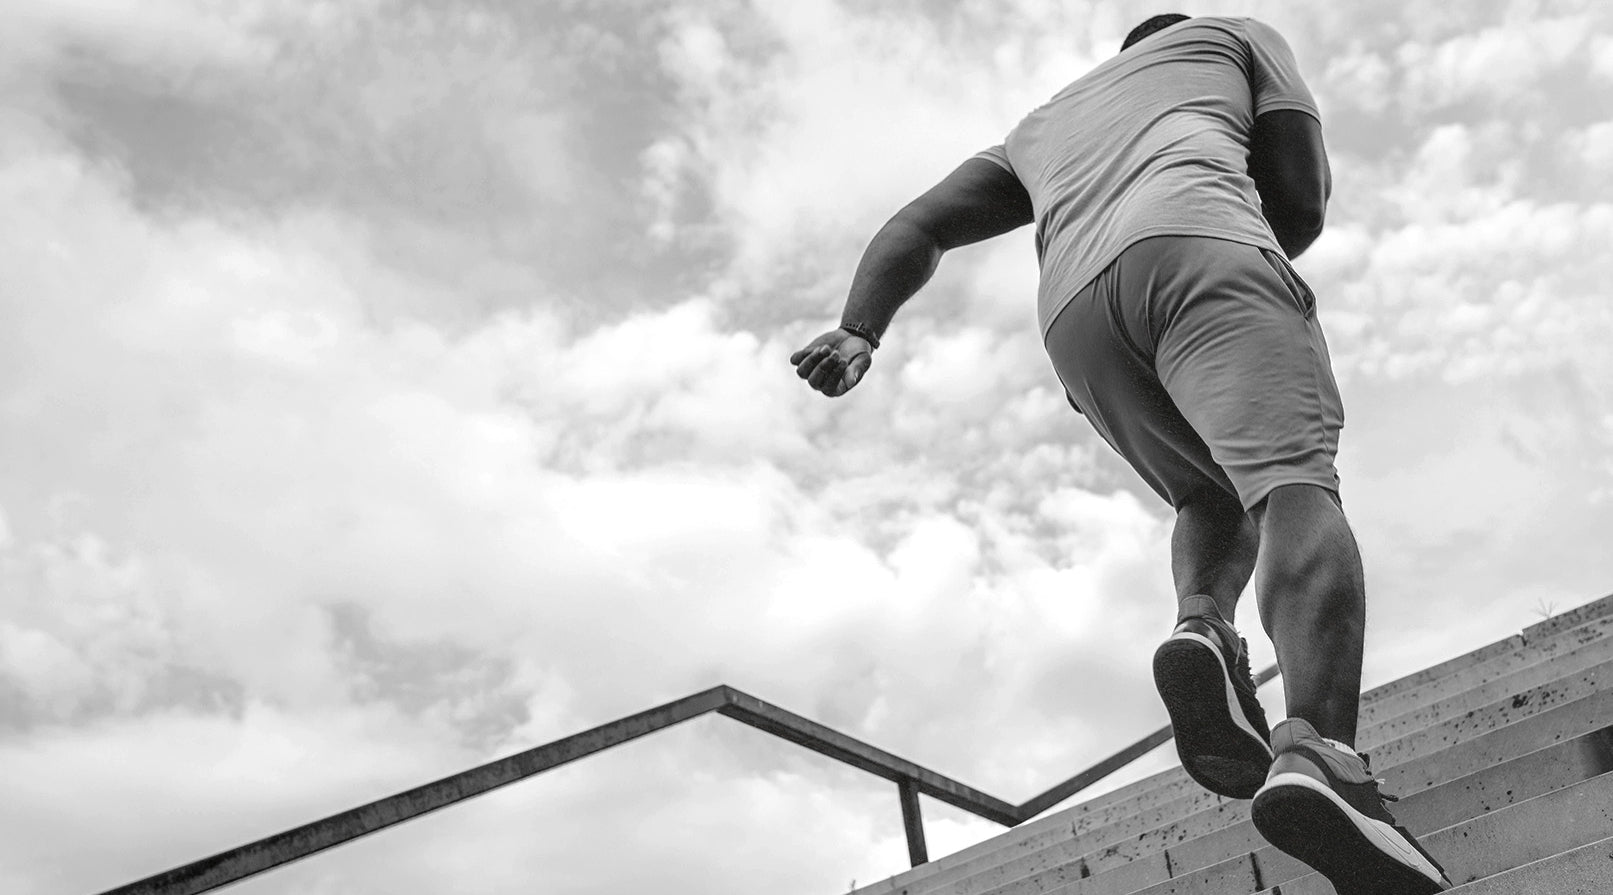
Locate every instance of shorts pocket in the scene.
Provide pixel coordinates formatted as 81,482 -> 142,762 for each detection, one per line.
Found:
1065,388 -> 1085,415
1261,249 -> 1316,318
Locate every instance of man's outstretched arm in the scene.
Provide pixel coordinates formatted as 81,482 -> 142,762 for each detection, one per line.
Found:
791,158 -> 1033,397
1248,109 -> 1331,259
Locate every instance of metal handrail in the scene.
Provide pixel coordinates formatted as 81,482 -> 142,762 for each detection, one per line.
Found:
98,666 -> 1279,895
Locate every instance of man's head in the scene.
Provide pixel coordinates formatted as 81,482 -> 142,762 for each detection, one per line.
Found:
1121,14 -> 1190,52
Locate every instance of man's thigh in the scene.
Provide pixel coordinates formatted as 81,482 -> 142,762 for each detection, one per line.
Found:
1148,238 -> 1345,511
1043,240 -> 1240,510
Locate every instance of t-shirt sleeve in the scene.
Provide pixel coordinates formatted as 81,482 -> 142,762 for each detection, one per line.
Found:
1242,19 -> 1320,121
973,144 -> 1016,176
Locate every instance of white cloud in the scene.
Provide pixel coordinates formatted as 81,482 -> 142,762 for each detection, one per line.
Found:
2,703 -> 500,893
1325,198 -> 1613,384
1590,34 -> 1613,82
0,0 -> 300,74
1320,45 -> 1394,114
655,0 -> 1100,299
0,622 -> 96,712
898,326 -> 1016,410
1395,16 -> 1593,112
1306,112 -> 1613,389
1566,119 -> 1613,177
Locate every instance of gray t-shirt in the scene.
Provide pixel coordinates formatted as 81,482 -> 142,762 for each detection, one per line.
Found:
975,17 -> 1320,338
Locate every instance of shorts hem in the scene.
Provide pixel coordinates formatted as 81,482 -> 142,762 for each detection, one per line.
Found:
1236,475 -> 1341,513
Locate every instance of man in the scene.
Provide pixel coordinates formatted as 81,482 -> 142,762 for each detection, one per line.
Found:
790,15 -> 1452,895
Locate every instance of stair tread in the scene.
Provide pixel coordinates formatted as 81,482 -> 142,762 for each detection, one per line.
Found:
1443,833 -> 1613,894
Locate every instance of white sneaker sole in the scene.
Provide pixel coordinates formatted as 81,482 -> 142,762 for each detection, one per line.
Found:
1254,771 -> 1448,889
1168,630 -> 1269,750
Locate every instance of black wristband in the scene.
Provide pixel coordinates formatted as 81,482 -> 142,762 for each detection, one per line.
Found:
839,322 -> 881,350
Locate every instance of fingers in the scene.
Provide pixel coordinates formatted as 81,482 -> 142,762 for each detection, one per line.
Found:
794,343 -> 833,380
791,332 -> 840,367
846,351 -> 872,388
807,349 -> 846,391
833,352 -> 874,396
814,350 -> 875,397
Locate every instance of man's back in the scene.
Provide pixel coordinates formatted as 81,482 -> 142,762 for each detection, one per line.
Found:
975,17 -> 1319,337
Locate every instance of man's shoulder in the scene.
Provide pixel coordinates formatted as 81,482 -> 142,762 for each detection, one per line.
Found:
1169,15 -> 1286,43
1169,15 -> 1247,34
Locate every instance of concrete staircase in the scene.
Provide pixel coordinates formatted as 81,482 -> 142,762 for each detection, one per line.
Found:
850,593 -> 1613,895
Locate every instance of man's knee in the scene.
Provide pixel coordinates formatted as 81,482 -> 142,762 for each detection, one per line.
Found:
1174,483 -> 1246,518
1255,483 -> 1363,598
1249,482 -> 1341,527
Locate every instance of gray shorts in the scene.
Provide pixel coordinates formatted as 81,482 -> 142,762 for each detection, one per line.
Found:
1044,235 -> 1344,511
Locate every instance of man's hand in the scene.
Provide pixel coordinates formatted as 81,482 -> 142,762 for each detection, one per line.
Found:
790,329 -> 874,398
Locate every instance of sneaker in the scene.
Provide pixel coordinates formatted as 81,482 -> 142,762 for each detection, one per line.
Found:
1252,718 -> 1452,894
1151,594 -> 1273,799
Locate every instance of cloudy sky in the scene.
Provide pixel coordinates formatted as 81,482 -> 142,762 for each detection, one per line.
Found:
2,1 -> 1612,893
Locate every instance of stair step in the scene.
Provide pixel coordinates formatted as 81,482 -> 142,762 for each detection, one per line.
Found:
1362,632 -> 1527,705
1362,613 -> 1613,725
1394,724 -> 1613,834
1358,623 -> 1613,747
865,780 -> 1212,895
1522,591 -> 1613,640
1362,658 -> 1613,769
1419,770 -> 1613,887
1382,688 -> 1613,794
1358,591 -> 1613,705
1247,770 -> 1613,895
1442,834 -> 1613,895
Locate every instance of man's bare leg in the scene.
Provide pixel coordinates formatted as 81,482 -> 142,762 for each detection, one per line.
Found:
1156,487 -> 1271,798
1248,485 -> 1451,892
1171,487 -> 1260,616
1252,483 -> 1366,746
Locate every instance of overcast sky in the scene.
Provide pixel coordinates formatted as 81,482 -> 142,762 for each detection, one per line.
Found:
2,1 -> 1612,894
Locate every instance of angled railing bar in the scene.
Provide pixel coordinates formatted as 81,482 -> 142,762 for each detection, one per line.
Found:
97,665 -> 1281,894
716,687 -> 1019,826
99,686 -> 733,895
1014,663 -> 1278,820
1016,726 -> 1176,821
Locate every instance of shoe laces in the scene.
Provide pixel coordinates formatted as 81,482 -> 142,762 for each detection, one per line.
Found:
1324,739 -> 1399,801
1230,634 -> 1251,673
1360,752 -> 1401,801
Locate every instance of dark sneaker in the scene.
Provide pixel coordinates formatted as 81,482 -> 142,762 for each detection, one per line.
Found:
1151,594 -> 1273,798
1252,718 -> 1452,894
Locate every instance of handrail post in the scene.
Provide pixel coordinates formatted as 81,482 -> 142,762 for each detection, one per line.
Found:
897,778 -> 928,867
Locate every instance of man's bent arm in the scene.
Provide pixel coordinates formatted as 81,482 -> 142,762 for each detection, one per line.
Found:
839,217 -> 945,338
840,158 -> 1033,339
1248,110 -> 1331,259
